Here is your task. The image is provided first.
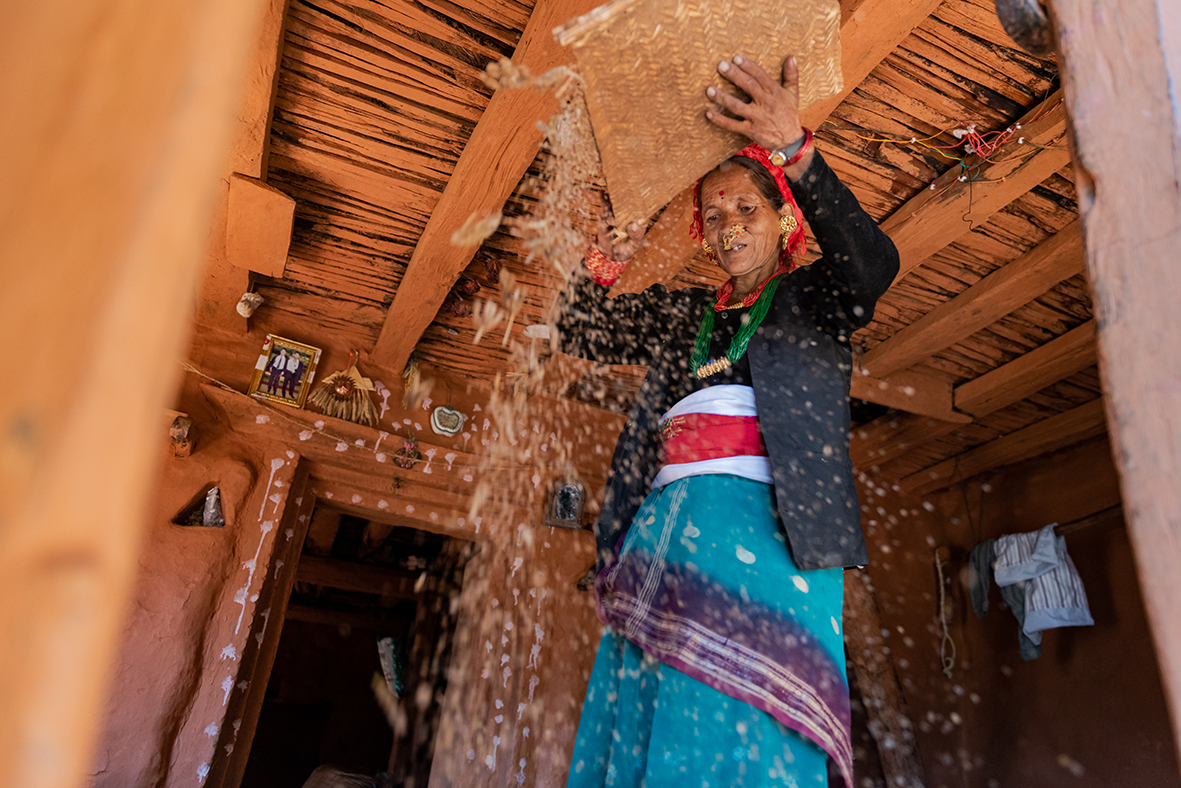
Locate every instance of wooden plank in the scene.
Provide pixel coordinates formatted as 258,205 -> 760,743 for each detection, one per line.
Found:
611,0 -> 947,295
305,506 -> 343,556
851,363 -> 971,422
370,0 -> 602,374
880,90 -> 1070,281
844,570 -> 928,788
219,466 -> 315,788
295,555 -> 428,599
860,220 -> 1083,377
900,398 -> 1108,495
850,414 -> 960,468
955,320 -> 1097,416
1052,0 -> 1181,751
285,602 -> 413,633
0,1 -> 270,785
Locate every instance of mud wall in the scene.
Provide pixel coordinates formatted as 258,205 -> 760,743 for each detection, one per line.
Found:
858,436 -> 1179,787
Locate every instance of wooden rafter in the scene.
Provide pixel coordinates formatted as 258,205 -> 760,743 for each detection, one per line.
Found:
850,363 -> 970,423
1052,0 -> 1181,749
611,0 -> 947,295
850,414 -> 960,468
295,555 -> 428,600
955,320 -> 1097,417
370,0 -> 601,374
900,398 -> 1108,495
860,219 -> 1083,377
880,89 -> 1069,281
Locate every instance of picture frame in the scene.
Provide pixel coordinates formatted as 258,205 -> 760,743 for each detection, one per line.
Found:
247,334 -> 322,408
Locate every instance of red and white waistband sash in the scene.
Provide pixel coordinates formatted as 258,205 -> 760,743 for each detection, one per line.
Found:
651,386 -> 773,490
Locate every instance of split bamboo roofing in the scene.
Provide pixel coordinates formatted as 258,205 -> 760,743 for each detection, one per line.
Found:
254,0 -> 1100,495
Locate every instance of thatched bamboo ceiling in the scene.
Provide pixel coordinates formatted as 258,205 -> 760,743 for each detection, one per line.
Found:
250,0 -> 1099,493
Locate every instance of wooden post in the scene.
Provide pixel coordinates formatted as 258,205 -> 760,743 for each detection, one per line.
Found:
0,1 -> 270,786
1051,0 -> 1181,752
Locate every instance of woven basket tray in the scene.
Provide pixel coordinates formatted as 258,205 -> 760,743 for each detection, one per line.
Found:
555,0 -> 842,228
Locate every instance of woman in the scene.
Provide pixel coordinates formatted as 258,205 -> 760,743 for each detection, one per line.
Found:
557,55 -> 899,788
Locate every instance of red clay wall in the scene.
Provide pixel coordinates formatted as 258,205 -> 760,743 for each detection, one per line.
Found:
87,398 -> 303,788
858,436 -> 1179,788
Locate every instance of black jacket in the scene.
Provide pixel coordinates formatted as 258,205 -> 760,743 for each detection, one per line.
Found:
556,152 -> 900,571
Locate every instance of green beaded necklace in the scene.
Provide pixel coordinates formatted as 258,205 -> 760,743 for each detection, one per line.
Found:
690,276 -> 783,379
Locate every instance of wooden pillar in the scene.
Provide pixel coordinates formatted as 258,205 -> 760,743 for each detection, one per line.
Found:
0,1 -> 271,787
1051,0 -> 1181,752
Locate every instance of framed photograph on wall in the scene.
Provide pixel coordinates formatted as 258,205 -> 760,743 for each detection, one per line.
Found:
247,334 -> 322,408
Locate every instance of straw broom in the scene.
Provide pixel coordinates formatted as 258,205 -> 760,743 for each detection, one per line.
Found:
306,350 -> 378,426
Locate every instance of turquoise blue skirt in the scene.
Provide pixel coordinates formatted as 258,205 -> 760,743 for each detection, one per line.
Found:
568,475 -> 849,788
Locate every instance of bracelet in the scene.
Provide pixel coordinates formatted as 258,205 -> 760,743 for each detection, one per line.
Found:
584,245 -> 629,286
769,128 -> 814,168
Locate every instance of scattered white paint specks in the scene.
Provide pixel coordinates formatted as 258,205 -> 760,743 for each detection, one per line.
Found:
299,430 -> 313,441
274,560 -> 284,579
494,714 -> 504,724
286,450 -> 295,459
335,442 -> 348,452
221,676 -> 234,705
378,500 -> 388,510
375,453 -> 387,463
684,525 -> 700,538
467,750 -> 476,761
314,420 -> 325,429
792,576 -> 810,594
351,494 -> 362,504
220,644 -> 238,661
831,617 -> 841,635
445,452 -> 457,469
511,557 -> 524,578
204,723 -> 219,738
736,546 -> 756,564
255,414 -> 270,424
285,528 -> 294,541
198,762 -> 210,783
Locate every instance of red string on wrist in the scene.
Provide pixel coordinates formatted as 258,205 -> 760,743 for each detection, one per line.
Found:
584,245 -> 629,286
782,127 -> 814,168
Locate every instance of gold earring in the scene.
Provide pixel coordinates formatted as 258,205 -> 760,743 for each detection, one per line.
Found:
779,215 -> 797,251
701,239 -> 714,256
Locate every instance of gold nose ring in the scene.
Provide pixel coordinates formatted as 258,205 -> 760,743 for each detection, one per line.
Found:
721,224 -> 746,251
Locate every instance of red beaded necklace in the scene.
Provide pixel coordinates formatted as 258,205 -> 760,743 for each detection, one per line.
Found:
713,264 -> 791,312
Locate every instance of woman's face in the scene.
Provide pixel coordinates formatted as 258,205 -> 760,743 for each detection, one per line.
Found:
699,165 -> 785,281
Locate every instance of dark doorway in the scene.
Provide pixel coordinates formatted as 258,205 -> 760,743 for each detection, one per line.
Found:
241,511 -> 474,788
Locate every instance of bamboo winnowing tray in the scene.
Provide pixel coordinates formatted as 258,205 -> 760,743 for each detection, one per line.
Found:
555,0 -> 843,228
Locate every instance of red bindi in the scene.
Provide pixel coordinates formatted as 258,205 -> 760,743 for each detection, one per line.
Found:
718,190 -> 725,196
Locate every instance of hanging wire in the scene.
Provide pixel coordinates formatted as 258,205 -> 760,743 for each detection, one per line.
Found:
935,547 -> 957,680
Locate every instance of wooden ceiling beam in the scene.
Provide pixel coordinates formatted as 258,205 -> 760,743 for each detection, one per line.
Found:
609,0 -> 948,295
881,89 -> 1069,282
285,603 -> 412,634
850,413 -> 960,469
370,0 -> 601,374
900,398 -> 1108,496
860,219 -> 1083,377
955,320 -> 1098,417
850,363 -> 970,422
295,555 -> 430,599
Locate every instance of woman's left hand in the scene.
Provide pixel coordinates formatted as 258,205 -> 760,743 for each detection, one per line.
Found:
705,55 -> 806,155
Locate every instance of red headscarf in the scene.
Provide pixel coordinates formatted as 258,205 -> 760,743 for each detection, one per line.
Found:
690,143 -> 807,271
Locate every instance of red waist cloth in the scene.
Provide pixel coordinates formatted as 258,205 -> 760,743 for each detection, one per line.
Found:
659,413 -> 769,465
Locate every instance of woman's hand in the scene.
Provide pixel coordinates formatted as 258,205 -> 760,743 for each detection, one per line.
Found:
705,55 -> 813,176
595,211 -> 646,262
